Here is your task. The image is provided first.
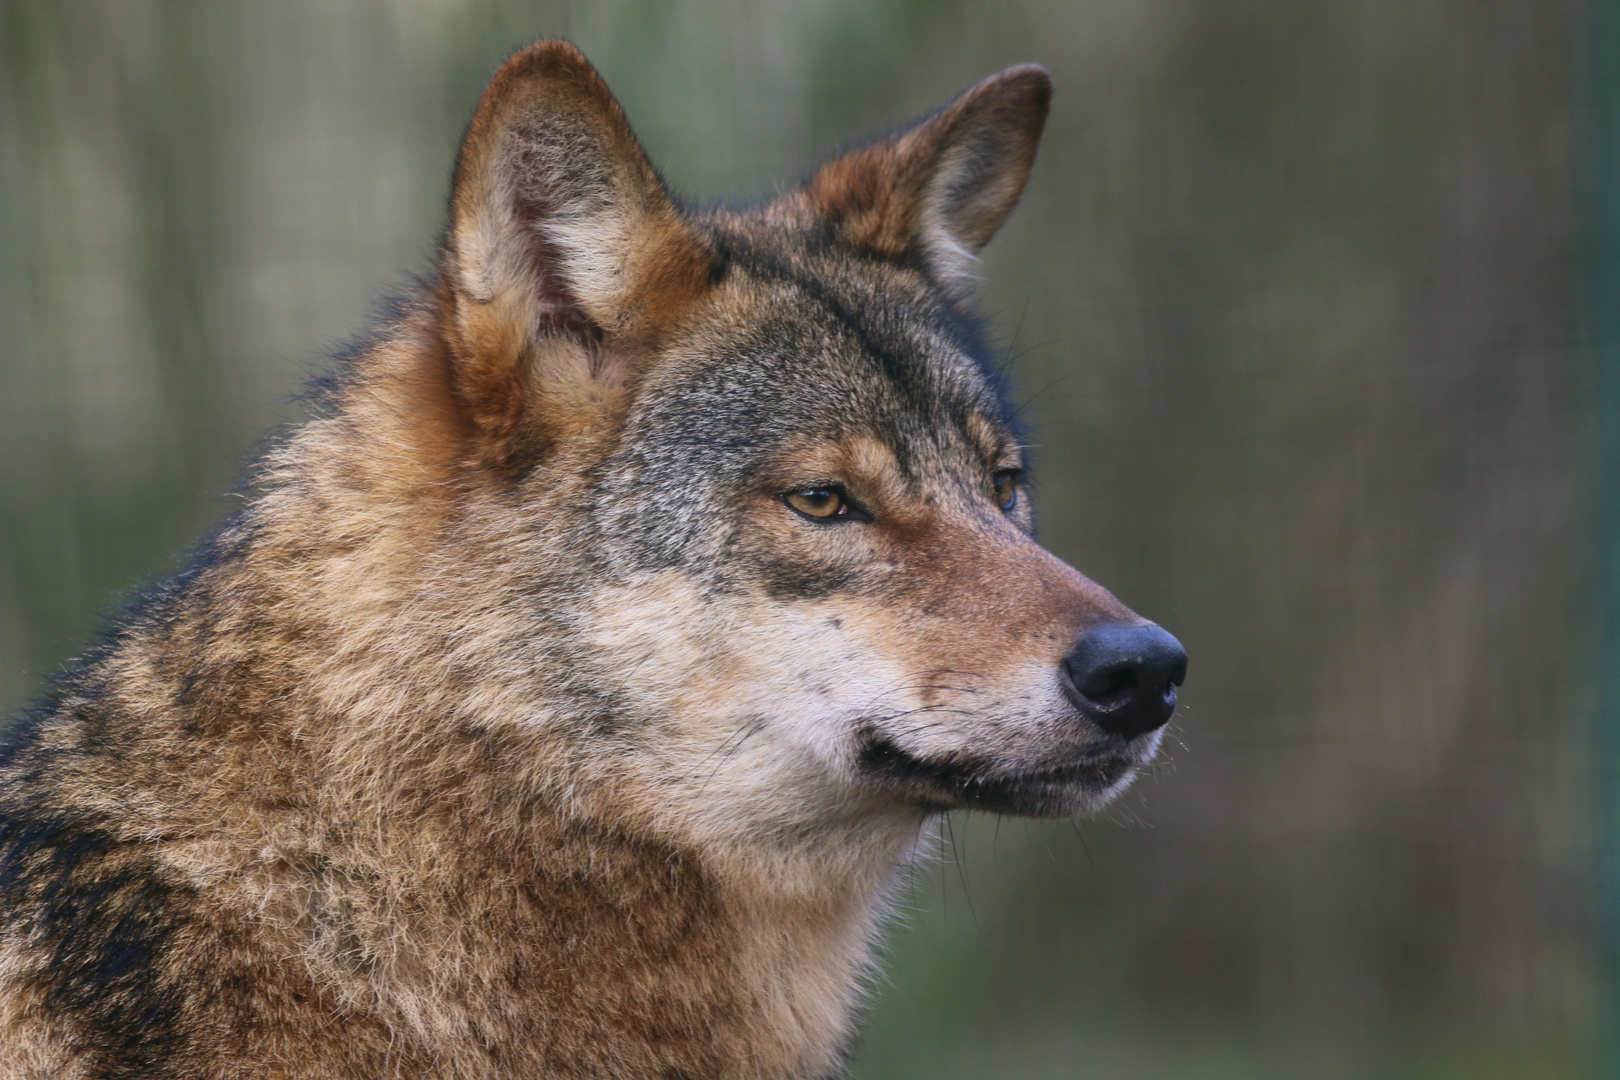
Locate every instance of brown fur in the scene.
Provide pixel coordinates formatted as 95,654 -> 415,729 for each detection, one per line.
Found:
0,41 -> 1176,1079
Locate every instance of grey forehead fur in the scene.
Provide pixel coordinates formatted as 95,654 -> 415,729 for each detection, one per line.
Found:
572,231 -> 1016,574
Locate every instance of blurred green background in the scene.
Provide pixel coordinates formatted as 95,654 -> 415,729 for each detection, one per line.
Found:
0,1 -> 1596,1077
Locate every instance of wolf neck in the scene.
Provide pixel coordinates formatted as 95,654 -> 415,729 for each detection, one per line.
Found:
264,717 -> 921,1079
356,757 -> 915,1077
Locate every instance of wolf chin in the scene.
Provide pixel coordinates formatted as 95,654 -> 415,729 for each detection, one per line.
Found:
0,41 -> 1186,1079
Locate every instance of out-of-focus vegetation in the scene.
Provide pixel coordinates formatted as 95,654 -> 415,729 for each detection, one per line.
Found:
0,1 -> 1594,1077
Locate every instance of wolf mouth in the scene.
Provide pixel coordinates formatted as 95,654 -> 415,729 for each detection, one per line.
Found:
854,729 -> 1134,815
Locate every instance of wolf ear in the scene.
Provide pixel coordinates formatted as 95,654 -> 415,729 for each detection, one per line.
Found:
804,65 -> 1051,289
439,41 -> 711,464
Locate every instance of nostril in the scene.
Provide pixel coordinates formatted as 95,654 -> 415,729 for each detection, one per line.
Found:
1078,663 -> 1137,707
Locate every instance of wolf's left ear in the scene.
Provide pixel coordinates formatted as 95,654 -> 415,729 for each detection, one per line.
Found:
804,65 -> 1051,290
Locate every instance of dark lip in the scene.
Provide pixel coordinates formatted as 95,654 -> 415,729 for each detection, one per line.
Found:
855,729 -> 1135,815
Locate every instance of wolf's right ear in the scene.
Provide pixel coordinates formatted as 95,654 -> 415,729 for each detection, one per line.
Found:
439,41 -> 712,465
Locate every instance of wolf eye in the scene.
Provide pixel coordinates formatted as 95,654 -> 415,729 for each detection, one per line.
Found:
783,487 -> 868,523
992,470 -> 1020,511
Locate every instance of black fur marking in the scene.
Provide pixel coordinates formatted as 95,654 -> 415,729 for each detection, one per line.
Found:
0,808 -> 196,1077
706,250 -> 730,287
753,557 -> 863,602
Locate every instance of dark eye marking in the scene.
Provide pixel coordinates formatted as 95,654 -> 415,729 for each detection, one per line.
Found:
782,486 -> 873,524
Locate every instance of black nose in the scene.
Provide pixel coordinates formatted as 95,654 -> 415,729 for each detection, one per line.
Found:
1061,624 -> 1188,739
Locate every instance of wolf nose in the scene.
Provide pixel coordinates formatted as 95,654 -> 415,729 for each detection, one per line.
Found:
1061,624 -> 1188,739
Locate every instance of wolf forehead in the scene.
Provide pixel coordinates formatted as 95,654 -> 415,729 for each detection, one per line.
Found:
613,232 -> 1021,485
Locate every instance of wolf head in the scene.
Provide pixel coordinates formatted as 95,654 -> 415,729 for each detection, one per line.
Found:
330,42 -> 1183,842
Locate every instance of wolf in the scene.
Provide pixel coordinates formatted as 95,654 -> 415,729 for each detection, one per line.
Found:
0,40 -> 1185,1080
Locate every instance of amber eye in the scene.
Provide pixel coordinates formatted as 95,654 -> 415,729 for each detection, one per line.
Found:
992,469 -> 1020,511
783,486 -> 868,522
784,487 -> 844,519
